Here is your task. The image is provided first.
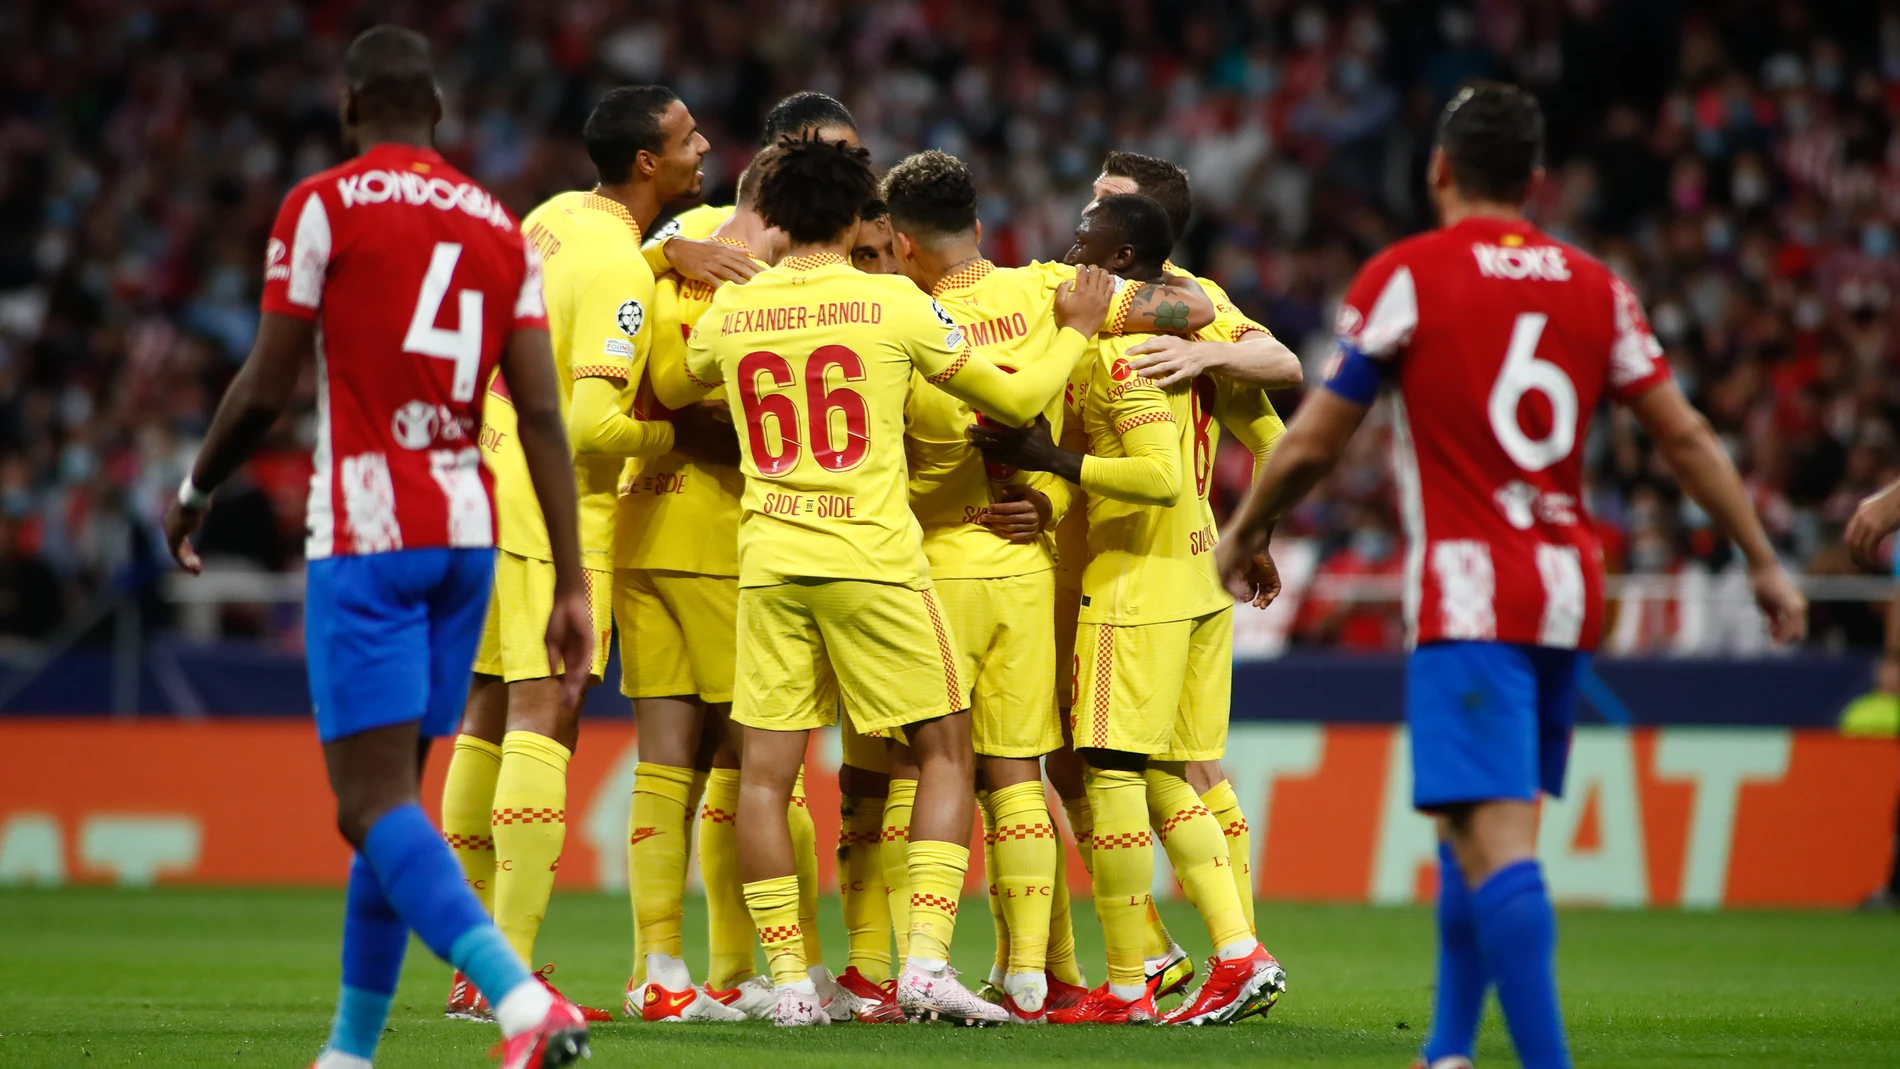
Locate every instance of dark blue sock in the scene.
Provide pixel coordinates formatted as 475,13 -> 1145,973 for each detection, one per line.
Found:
324,855 -> 407,1059
1421,843 -> 1487,1063
1472,859 -> 1571,1069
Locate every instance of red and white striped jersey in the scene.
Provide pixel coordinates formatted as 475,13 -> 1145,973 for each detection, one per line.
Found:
1334,216 -> 1670,651
259,143 -> 546,560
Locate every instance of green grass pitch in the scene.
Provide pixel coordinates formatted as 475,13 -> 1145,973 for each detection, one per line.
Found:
3,888 -> 1897,1068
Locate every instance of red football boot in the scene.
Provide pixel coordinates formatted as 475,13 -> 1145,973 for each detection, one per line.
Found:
1047,983 -> 1160,1025
1044,970 -> 1090,1011
836,966 -> 906,1023
492,996 -> 590,1069
1160,945 -> 1287,1026
534,964 -> 612,1023
445,970 -> 491,1021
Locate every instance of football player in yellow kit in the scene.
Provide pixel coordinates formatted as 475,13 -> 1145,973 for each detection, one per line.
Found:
878,149 -> 1221,1021
639,92 -> 862,288
974,194 -> 1289,1026
672,136 -> 1115,1027
438,85 -> 727,1022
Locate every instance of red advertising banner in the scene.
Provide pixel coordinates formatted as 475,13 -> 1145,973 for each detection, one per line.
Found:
1,720 -> 1893,908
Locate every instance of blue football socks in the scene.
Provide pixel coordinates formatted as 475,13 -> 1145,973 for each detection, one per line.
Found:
1472,859 -> 1571,1069
323,855 -> 406,1059
360,803 -> 533,1002
1421,842 -> 1487,1064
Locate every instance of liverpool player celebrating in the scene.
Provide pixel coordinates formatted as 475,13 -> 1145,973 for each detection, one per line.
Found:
675,136 -> 1112,1026
975,194 -> 1287,1027
1215,83 -> 1806,1069
880,149 -> 1218,1020
164,26 -> 592,1069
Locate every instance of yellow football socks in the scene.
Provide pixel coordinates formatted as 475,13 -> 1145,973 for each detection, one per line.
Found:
1084,766 -> 1153,989
881,777 -> 916,963
989,781 -> 1057,979
979,790 -> 1009,978
441,734 -> 501,912
742,874 -> 807,987
1062,796 -> 1094,874
839,793 -> 892,983
905,838 -> 969,966
1146,765 -> 1252,952
1046,835 -> 1086,987
491,730 -> 571,964
1201,779 -> 1255,936
789,768 -> 822,967
696,768 -> 755,989
630,762 -> 694,977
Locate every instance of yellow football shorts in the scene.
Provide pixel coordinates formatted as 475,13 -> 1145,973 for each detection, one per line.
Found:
614,569 -> 737,704
1054,582 -> 1083,713
935,572 -> 1061,759
838,714 -> 890,773
1070,607 -> 1232,761
732,579 -> 969,736
473,551 -> 612,682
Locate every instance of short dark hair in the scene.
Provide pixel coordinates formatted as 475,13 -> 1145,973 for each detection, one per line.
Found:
756,135 -> 877,244
734,146 -> 781,210
1102,150 -> 1192,237
343,25 -> 437,127
584,85 -> 679,185
761,91 -> 856,145
1090,193 -> 1175,273
859,197 -> 889,223
881,150 -> 977,239
1437,81 -> 1545,203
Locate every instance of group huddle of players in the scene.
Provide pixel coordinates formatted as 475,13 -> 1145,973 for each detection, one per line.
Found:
435,86 -> 1307,1029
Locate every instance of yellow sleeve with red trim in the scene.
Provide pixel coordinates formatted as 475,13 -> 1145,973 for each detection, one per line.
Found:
567,374 -> 675,459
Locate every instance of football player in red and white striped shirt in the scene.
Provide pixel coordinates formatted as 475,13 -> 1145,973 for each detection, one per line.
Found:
163,26 -> 593,1069
1217,82 -> 1804,1069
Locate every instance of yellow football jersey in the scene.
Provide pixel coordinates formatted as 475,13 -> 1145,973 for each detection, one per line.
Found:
484,191 -> 656,569
905,259 -> 1138,581
682,252 -> 1074,589
1164,261 -> 1269,344
1072,332 -> 1284,626
614,243 -> 764,576
642,203 -> 738,276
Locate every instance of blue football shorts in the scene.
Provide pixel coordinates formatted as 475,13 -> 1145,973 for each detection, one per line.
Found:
306,547 -> 495,744
1405,640 -> 1589,811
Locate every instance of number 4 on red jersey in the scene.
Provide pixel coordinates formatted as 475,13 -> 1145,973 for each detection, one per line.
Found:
1326,217 -> 1671,652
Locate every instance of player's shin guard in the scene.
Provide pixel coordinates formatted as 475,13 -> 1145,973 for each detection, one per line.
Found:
1473,860 -> 1571,1069
1200,780 -> 1254,936
1146,766 -> 1252,953
881,777 -> 917,963
905,839 -> 969,967
978,790 -> 1009,982
491,731 -> 570,965
326,855 -> 407,1061
630,763 -> 694,976
1084,766 -> 1154,992
697,768 -> 755,989
742,874 -> 807,987
989,781 -> 1057,979
441,734 -> 502,912
1046,836 -> 1086,988
840,793 -> 892,983
1423,842 -> 1486,1064
790,768 -> 823,968
360,804 -> 532,1003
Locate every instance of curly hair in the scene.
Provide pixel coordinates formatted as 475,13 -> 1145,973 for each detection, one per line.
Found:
1437,80 -> 1545,203
1101,150 -> 1192,237
755,135 -> 877,244
881,150 -> 977,239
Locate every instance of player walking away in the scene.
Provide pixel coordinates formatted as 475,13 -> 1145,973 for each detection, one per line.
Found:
880,150 -> 1220,1021
974,194 -> 1287,1027
162,27 -> 592,1069
437,84 -> 721,1026
1214,83 -> 1807,1069
640,92 -> 863,288
671,135 -> 1113,1027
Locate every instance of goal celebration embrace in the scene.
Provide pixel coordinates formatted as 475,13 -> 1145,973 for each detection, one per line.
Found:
106,7 -> 1897,1069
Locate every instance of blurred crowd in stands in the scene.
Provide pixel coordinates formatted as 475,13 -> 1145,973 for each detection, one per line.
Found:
0,0 -> 1894,650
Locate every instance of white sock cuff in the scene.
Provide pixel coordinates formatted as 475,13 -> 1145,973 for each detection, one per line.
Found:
494,979 -> 555,1037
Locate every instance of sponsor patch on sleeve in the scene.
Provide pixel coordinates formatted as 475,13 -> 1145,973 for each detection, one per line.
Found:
604,338 -> 634,358
615,299 -> 646,337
